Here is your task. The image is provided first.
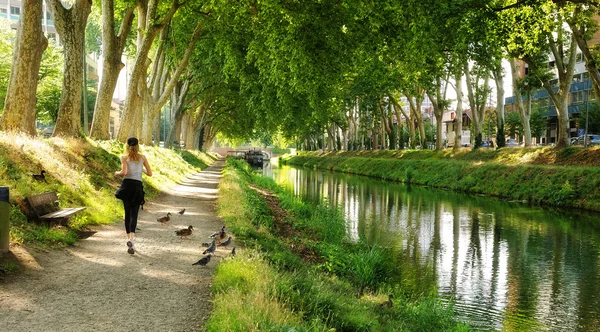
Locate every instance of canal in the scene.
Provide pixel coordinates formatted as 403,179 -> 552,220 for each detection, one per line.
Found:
262,163 -> 600,331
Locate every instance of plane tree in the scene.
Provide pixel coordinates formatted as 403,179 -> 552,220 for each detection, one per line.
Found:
48,0 -> 92,137
89,0 -> 135,140
0,0 -> 47,135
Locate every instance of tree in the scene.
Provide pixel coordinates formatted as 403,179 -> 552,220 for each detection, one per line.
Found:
89,0 -> 135,140
0,0 -> 48,135
530,106 -> 547,140
116,0 -> 184,141
504,2 -> 576,147
505,111 -> 523,139
139,19 -> 204,145
48,0 -> 92,137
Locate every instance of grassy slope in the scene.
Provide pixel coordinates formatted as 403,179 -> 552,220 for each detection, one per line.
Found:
281,147 -> 600,211
0,132 -> 216,247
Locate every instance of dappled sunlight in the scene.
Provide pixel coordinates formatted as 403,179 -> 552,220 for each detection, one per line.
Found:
67,249 -> 125,267
139,267 -> 198,286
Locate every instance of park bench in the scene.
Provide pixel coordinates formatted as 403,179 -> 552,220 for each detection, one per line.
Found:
26,192 -> 86,225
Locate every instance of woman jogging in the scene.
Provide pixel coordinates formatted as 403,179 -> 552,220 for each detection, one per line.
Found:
114,137 -> 152,254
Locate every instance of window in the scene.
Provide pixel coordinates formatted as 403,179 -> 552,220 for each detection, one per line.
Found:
573,74 -> 583,83
10,6 -> 20,15
549,79 -> 558,87
46,11 -> 52,20
583,72 -> 590,81
47,32 -> 56,40
571,91 -> 585,104
0,8 -> 7,14
576,53 -> 583,63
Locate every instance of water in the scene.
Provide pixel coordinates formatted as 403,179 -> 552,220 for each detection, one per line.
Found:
262,163 -> 600,331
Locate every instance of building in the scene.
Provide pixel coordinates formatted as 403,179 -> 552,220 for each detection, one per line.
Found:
0,0 -> 57,40
443,110 -> 472,147
504,25 -> 600,145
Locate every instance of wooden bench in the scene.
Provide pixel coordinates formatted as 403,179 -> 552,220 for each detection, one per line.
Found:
26,192 -> 86,225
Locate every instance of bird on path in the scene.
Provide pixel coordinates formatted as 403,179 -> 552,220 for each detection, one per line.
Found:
177,208 -> 186,215
157,212 -> 171,225
231,247 -> 236,256
218,236 -> 232,247
201,241 -> 212,247
32,170 -> 46,182
175,225 -> 194,239
209,226 -> 227,239
192,254 -> 211,266
203,239 -> 216,255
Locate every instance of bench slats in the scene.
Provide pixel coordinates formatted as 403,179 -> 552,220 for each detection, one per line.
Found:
39,207 -> 86,220
26,191 -> 85,223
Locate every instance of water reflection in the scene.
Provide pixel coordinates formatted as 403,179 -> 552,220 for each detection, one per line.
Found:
262,164 -> 600,331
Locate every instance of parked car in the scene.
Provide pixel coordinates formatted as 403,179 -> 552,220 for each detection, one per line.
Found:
574,134 -> 600,146
506,139 -> 518,147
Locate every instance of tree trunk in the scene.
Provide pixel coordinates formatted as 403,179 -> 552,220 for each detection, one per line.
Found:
89,0 -> 134,139
454,73 -> 464,150
0,0 -> 47,135
492,61 -> 506,148
139,21 -> 203,145
49,0 -> 92,137
429,77 -> 446,151
165,80 -> 189,148
116,0 -> 182,141
528,34 -> 577,148
509,59 -> 532,146
406,94 -> 421,148
464,61 -> 489,148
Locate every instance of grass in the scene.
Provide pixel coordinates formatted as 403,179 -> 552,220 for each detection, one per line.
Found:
212,158 -> 469,331
0,132 -> 216,248
281,148 -> 600,211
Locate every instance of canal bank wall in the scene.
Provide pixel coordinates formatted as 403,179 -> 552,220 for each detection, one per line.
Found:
280,148 -> 600,212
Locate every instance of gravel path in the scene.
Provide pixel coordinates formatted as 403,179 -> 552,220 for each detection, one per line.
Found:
0,160 -> 227,332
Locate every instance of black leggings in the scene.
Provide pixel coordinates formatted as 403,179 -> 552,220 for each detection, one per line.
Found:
123,200 -> 141,234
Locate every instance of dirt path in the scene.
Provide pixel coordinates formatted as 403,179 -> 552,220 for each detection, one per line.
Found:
0,160 -> 227,332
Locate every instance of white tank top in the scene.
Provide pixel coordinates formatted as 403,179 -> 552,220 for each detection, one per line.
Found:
124,158 -> 143,181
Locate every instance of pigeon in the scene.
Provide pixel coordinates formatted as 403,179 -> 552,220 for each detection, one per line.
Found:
177,208 -> 186,215
192,254 -> 211,266
175,225 -> 194,239
157,212 -> 171,225
32,170 -> 46,182
218,236 -> 232,247
203,239 -> 216,255
209,226 -> 226,239
231,247 -> 236,256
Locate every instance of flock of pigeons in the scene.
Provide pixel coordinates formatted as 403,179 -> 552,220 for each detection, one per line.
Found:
155,208 -> 235,267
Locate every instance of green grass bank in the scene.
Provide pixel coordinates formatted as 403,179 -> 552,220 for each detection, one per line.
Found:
280,147 -> 600,212
0,132 -> 216,250
210,159 -> 469,331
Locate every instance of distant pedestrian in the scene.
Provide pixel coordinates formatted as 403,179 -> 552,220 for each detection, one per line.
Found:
114,137 -> 153,254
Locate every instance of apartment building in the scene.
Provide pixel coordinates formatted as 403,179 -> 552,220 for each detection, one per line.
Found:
504,26 -> 600,145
